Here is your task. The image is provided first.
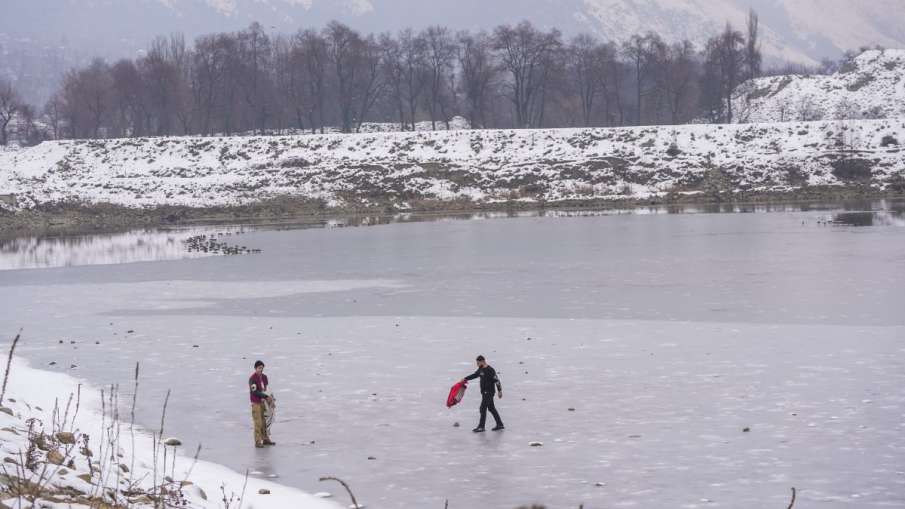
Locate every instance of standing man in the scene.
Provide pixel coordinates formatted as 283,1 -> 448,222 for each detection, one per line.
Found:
462,355 -> 504,432
249,360 -> 276,448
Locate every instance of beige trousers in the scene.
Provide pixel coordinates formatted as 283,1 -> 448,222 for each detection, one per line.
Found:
251,402 -> 269,445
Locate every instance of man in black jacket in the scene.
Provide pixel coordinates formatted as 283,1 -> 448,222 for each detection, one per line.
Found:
462,355 -> 504,432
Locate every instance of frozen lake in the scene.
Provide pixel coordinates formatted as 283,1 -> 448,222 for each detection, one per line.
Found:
1,204 -> 904,508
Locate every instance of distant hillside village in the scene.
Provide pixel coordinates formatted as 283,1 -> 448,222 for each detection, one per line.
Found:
1,9 -> 903,147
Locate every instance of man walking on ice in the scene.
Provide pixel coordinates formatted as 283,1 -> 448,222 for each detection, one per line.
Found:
462,355 -> 504,432
249,360 -> 276,448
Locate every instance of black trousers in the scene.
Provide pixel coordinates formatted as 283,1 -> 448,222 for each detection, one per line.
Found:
479,391 -> 503,428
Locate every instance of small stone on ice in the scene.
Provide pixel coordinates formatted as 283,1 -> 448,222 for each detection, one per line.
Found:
258,489 -> 270,495
742,427 -> 750,432
367,456 -> 376,460
453,422 -> 460,427
595,482 -> 606,487
163,437 -> 182,446
568,407 -> 575,411
529,441 -> 543,447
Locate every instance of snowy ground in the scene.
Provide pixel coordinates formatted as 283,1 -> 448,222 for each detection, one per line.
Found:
733,49 -> 905,123
1,117 -> 903,212
1,207 -> 904,508
1,357 -> 342,509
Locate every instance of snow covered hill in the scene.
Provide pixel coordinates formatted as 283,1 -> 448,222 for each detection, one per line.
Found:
3,0 -> 904,64
733,49 -> 905,124
1,119 -> 903,212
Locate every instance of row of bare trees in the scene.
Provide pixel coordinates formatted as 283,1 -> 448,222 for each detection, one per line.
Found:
2,12 -> 766,145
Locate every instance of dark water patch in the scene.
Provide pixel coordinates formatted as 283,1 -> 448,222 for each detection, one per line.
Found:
830,210 -> 904,227
833,212 -> 875,226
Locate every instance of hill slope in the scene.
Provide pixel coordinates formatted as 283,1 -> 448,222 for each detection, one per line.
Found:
733,50 -> 905,124
1,119 -> 903,212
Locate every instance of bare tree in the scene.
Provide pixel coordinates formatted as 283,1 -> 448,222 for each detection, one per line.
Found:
622,32 -> 662,125
297,30 -> 329,133
596,42 -> 626,126
0,79 -> 21,146
237,23 -> 273,134
272,34 -> 294,133
43,93 -> 65,139
398,28 -> 428,130
192,34 -> 233,135
17,104 -> 41,145
111,59 -> 146,137
492,21 -> 562,128
30,20 -> 785,138
61,59 -> 113,138
168,34 -> 195,135
324,21 -> 363,133
141,36 -> 185,135
745,9 -> 763,80
567,34 -> 604,127
660,40 -> 698,124
456,30 -> 497,129
422,26 -> 456,129
380,33 -> 408,129
703,23 -> 745,123
352,35 -> 385,132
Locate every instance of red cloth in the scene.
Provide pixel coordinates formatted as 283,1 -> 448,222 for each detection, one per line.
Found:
446,381 -> 467,408
249,373 -> 269,403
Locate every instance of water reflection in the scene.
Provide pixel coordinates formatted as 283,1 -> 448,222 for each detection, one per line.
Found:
0,227 -> 252,271
831,211 -> 904,227
833,212 -> 875,226
2,199 -> 902,270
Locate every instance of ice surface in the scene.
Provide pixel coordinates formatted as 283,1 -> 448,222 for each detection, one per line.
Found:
1,208 -> 904,508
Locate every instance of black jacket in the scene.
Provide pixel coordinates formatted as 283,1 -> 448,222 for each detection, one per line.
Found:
465,365 -> 502,394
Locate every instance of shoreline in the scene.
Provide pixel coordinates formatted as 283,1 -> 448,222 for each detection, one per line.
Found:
0,355 -> 341,509
2,187 -> 901,239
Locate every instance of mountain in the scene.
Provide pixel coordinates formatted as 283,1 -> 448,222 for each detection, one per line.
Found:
1,0 -> 904,64
733,49 -> 905,123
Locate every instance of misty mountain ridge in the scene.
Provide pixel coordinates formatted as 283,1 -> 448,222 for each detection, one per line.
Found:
2,0 -> 904,65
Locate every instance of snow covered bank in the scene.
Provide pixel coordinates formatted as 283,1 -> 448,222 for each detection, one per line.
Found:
0,118 -> 903,213
733,49 -> 905,123
0,355 -> 342,509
